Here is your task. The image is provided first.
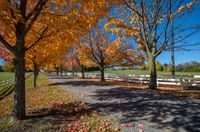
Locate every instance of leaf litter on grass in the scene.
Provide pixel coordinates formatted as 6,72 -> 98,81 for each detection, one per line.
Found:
0,75 -> 120,131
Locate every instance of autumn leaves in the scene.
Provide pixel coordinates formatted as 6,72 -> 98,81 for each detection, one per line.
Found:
74,26 -> 143,81
0,0 -> 122,120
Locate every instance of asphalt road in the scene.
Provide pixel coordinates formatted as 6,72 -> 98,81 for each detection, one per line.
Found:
48,75 -> 200,132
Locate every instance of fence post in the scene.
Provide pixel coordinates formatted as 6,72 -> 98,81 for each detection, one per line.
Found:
180,76 -> 184,90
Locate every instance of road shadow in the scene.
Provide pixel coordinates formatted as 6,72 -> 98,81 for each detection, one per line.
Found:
49,80 -> 112,87
27,102 -> 92,119
48,75 -> 73,80
48,78 -> 200,131
91,87 -> 200,131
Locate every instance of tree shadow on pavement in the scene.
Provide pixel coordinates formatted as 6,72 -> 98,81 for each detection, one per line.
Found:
48,76 -> 73,80
48,79 -> 200,131
49,80 -> 112,87
91,88 -> 200,131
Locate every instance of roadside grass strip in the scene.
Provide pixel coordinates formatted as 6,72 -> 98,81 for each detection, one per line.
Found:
0,85 -> 14,100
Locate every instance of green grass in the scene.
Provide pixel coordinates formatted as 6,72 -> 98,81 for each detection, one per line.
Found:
87,69 -> 200,76
0,74 -> 49,115
0,72 -> 14,81
0,74 -> 119,132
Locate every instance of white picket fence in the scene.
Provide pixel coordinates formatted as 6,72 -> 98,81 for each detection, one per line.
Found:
66,72 -> 200,88
0,73 -> 32,89
0,77 -> 15,89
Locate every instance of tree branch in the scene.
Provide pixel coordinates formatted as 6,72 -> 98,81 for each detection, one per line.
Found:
122,0 -> 142,17
25,26 -> 48,51
25,1 -> 43,21
0,34 -> 15,54
22,0 -> 48,37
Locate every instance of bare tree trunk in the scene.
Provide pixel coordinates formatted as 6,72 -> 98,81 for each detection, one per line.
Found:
170,0 -> 175,78
81,65 -> 85,79
148,57 -> 157,90
13,52 -> 26,120
100,67 -> 105,82
171,44 -> 175,78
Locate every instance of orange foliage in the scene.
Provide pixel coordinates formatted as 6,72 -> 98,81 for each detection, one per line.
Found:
77,27 -> 143,69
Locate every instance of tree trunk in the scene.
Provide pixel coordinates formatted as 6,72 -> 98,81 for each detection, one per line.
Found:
36,70 -> 39,78
12,19 -> 27,120
148,57 -> 157,90
170,0 -> 175,79
13,53 -> 26,120
33,62 -> 37,87
72,67 -> 75,77
81,65 -> 85,79
33,70 -> 37,87
60,67 -> 63,76
100,67 -> 105,82
56,67 -> 59,75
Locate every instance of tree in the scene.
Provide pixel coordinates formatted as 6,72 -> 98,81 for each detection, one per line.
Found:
156,61 -> 164,71
68,46 -> 86,79
176,61 -> 200,72
140,61 -> 163,71
0,0 -> 51,120
26,45 -> 49,87
105,0 -> 196,90
0,0 -> 120,120
2,61 -> 14,72
78,26 -> 143,81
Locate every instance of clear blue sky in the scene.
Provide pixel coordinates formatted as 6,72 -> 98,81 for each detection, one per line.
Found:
0,1 -> 199,66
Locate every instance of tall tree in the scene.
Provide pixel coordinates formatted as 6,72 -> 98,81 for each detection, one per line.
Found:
78,26 -> 143,81
0,0 -> 120,120
0,0 -> 49,120
105,0 -> 197,90
170,0 -> 175,78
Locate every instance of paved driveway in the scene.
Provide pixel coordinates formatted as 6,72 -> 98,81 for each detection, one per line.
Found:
48,75 -> 200,132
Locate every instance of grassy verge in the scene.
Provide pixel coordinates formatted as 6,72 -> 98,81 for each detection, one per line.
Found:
86,69 -> 200,76
107,80 -> 200,99
78,78 -> 200,99
0,72 -> 14,81
0,74 -> 120,131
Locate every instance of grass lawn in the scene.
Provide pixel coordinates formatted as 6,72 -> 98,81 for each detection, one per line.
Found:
0,74 -> 119,131
0,72 -> 14,81
87,69 -> 200,76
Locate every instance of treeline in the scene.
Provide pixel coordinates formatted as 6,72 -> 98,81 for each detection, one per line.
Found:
176,61 -> 200,72
141,61 -> 200,72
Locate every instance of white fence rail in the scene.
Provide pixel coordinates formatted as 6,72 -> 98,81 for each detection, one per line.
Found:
0,73 -> 32,89
65,72 -> 200,88
0,77 -> 15,89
